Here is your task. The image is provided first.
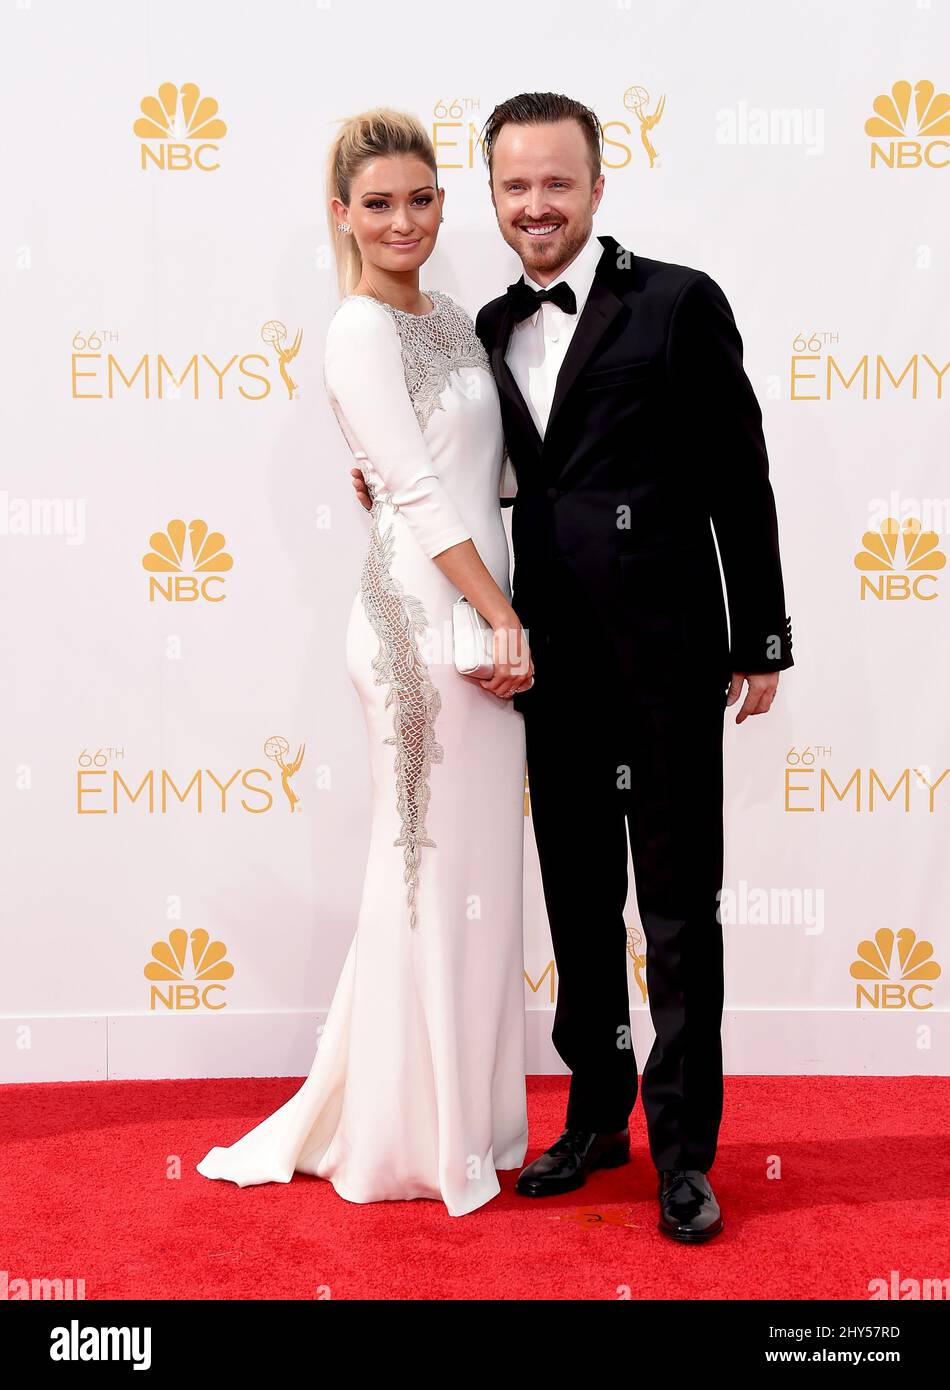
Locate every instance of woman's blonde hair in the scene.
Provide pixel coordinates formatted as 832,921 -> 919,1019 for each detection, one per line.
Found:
326,108 -> 439,298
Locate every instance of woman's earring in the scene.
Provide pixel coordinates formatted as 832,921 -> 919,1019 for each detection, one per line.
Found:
440,215 -> 444,222
337,222 -> 350,233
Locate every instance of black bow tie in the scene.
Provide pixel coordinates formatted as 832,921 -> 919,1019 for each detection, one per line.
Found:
505,278 -> 577,323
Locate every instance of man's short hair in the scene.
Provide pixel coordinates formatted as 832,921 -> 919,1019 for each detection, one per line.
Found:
480,92 -> 604,187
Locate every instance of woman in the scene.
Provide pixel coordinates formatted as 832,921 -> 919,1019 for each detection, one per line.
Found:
196,109 -> 533,1217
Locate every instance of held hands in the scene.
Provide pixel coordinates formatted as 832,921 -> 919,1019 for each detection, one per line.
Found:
351,463 -> 533,702
475,622 -> 534,701
353,466 -> 773,716
727,672 -> 779,724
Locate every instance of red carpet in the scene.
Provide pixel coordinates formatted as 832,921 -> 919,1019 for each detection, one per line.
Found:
2,1075 -> 946,1300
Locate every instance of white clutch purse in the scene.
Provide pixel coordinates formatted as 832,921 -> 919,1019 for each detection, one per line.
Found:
452,595 -> 494,679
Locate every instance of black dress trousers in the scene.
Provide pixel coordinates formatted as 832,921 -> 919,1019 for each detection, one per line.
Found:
521,600 -> 728,1173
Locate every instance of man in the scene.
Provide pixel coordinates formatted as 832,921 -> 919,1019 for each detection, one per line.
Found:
352,91 -> 793,1242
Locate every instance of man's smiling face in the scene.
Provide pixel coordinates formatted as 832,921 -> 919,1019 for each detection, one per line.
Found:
488,118 -> 605,286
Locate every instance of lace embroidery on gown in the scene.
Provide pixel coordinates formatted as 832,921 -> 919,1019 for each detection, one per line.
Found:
345,289 -> 484,928
360,498 -> 443,929
346,289 -> 490,433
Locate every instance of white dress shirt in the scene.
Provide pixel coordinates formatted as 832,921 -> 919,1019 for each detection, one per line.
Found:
503,229 -> 604,440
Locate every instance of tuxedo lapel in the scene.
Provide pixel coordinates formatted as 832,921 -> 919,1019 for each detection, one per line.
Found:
545,253 -> 624,451
491,301 -> 544,461
491,234 -> 628,482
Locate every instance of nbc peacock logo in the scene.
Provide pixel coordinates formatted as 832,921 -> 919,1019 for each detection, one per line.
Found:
142,519 -> 233,602
851,928 -> 941,1010
145,928 -> 234,1010
865,79 -> 950,169
133,82 -> 228,172
853,517 -> 945,600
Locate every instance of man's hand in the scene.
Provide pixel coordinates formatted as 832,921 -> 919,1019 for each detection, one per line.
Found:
350,467 -> 372,511
727,672 -> 779,724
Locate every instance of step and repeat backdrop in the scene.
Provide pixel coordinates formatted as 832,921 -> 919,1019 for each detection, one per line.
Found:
2,0 -> 947,1081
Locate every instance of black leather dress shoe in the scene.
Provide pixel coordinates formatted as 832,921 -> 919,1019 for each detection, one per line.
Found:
515,1127 -> 630,1197
657,1169 -> 723,1242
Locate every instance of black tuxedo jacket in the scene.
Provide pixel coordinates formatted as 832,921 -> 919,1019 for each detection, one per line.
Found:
475,233 -> 794,710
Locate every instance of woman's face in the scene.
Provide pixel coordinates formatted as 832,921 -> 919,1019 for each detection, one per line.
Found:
335,155 -> 444,277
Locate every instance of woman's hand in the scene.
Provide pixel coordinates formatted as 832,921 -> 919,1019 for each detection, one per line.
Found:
351,467 -> 372,511
477,622 -> 534,700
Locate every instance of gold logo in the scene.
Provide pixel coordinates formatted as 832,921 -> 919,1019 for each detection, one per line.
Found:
145,927 -> 233,1010
865,80 -> 950,169
264,735 -> 306,812
262,320 -> 303,400
853,517 -> 945,600
72,320 -> 303,400
622,86 -> 665,168
76,737 -> 307,814
625,924 -> 648,1003
142,519 -> 233,602
428,90 -> 667,172
134,83 -> 227,171
851,928 -> 941,1009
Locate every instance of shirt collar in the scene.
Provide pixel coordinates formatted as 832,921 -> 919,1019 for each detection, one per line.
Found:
520,229 -> 602,320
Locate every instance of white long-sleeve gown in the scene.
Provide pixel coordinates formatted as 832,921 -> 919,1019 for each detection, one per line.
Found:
196,289 -> 527,1217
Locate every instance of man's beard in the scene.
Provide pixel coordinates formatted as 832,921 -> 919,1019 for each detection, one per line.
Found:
504,218 -> 592,281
